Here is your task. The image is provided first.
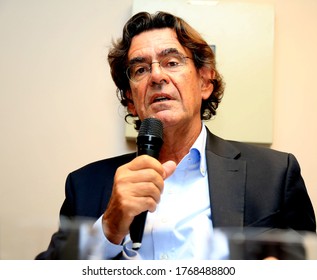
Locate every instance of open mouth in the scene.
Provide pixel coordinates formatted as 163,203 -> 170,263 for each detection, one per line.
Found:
153,96 -> 170,103
151,94 -> 172,104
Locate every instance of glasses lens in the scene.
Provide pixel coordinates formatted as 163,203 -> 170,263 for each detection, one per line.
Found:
160,54 -> 186,71
127,63 -> 150,82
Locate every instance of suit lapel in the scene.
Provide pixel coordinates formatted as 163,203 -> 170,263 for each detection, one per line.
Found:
205,129 -> 246,228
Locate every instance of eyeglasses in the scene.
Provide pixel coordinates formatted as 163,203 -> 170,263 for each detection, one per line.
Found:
126,53 -> 192,83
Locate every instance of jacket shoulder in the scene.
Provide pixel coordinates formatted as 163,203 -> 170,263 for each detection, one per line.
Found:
70,152 -> 136,178
205,127 -> 290,162
61,152 -> 136,218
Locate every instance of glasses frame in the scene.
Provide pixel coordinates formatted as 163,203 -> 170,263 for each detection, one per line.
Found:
126,53 -> 192,83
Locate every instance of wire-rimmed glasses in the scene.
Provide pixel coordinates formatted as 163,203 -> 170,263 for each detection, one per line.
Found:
126,53 -> 192,83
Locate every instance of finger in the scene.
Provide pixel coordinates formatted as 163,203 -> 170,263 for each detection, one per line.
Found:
115,167 -> 165,195
128,155 -> 165,177
129,181 -> 162,203
132,196 -> 159,213
162,160 -> 177,179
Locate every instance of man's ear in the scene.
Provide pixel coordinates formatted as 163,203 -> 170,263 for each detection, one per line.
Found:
126,90 -> 137,116
199,67 -> 215,100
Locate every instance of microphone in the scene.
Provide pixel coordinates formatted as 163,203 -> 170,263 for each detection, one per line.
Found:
129,118 -> 164,250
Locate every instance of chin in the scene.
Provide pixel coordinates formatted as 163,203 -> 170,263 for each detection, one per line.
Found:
145,110 -> 183,126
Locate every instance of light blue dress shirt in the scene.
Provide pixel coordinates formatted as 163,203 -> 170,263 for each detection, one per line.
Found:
86,124 -> 228,260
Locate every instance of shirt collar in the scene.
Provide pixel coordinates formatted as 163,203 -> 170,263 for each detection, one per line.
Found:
190,123 -> 207,177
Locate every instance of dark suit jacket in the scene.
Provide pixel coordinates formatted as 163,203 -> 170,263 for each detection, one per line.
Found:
36,129 -> 316,259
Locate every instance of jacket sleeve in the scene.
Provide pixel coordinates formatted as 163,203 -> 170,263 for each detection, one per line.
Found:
35,174 -> 80,260
283,153 -> 316,232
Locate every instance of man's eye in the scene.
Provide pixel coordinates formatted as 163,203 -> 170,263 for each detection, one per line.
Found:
166,61 -> 180,67
163,56 -> 183,68
134,66 -> 148,76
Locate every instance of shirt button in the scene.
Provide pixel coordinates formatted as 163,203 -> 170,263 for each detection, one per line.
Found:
160,254 -> 169,260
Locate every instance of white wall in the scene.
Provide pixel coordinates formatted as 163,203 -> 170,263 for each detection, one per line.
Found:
0,0 -> 134,259
0,0 -> 316,259
271,0 -> 317,220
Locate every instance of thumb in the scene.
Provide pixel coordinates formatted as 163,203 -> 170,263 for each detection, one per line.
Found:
162,160 -> 177,179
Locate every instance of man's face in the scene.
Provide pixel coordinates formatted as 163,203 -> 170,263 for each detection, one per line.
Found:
126,28 -> 213,130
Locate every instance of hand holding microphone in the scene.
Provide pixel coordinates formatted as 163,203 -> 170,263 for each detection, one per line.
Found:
129,118 -> 164,249
101,118 -> 176,248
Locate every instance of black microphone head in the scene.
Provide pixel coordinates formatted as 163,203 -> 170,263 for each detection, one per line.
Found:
137,118 -> 163,159
138,118 -> 163,139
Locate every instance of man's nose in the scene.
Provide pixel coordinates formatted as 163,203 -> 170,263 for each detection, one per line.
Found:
149,62 -> 169,84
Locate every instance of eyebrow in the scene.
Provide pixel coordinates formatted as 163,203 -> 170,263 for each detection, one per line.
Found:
128,48 -> 181,65
159,48 -> 180,57
128,56 -> 147,65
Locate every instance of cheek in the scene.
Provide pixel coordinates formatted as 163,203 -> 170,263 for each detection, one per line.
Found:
129,87 -> 146,113
175,73 -> 198,96
129,85 -> 140,103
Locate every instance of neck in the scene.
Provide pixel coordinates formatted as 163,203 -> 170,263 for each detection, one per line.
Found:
159,122 -> 203,164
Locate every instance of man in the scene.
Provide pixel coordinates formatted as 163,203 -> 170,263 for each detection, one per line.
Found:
36,11 -> 315,260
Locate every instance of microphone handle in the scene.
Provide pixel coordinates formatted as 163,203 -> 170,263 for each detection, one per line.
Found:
129,142 -> 162,250
129,211 -> 147,250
